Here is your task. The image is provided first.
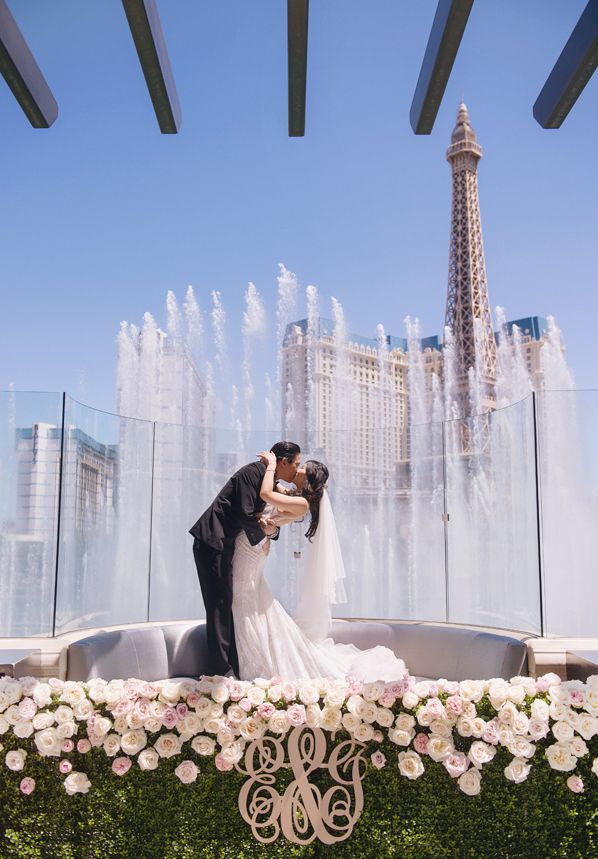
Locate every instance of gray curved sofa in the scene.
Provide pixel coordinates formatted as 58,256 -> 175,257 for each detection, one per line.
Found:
66,619 -> 528,683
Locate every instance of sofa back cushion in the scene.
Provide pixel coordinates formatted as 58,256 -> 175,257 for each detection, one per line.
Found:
162,623 -> 209,679
66,628 -> 169,682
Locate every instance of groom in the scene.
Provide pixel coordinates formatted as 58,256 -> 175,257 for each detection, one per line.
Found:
189,441 -> 301,678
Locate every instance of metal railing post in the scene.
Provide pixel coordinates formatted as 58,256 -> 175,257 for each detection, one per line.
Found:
531,391 -> 546,637
51,392 -> 67,637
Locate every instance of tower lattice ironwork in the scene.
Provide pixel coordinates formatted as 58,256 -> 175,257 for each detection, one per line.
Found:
445,103 -> 496,413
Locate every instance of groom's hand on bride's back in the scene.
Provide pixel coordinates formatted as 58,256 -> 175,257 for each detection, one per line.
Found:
258,515 -> 278,537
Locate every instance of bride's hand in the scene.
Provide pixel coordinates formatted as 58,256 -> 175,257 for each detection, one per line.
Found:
257,450 -> 276,468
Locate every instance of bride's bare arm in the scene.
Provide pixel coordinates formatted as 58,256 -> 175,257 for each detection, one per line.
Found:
258,451 -> 309,516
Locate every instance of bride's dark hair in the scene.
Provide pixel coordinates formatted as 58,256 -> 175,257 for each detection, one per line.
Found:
301,460 -> 329,540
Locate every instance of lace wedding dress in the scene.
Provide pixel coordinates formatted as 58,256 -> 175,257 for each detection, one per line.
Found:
231,530 -> 408,683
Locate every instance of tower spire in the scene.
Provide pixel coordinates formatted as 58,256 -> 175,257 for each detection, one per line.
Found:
445,103 -> 496,412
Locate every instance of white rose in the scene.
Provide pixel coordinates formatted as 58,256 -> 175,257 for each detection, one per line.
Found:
507,738 -> 536,760
56,722 -> 77,739
252,677 -> 269,689
363,683 -> 384,703
207,703 -> 224,720
488,679 -> 510,708
471,718 -> 487,738
342,713 -> 361,734
549,701 -> 568,721
3,679 -> 22,705
549,684 -> 569,704
402,691 -> 420,710
178,713 -> 203,737
576,714 -> 598,741
395,713 -> 416,732
34,727 -> 62,757
239,717 -> 264,741
86,680 -> 108,704
154,733 -> 182,759
103,734 -> 121,757
357,702 -> 378,724
497,702 -> 518,726
204,718 -> 224,735
211,684 -> 230,705
63,772 -> 91,795
427,735 -> 454,762
73,699 -> 94,721
513,712 -> 529,735
592,757 -> 598,777
321,707 -> 342,732
145,717 -> 162,733
4,706 -> 20,725
137,748 -> 160,770
267,685 -> 282,703
216,728 -> 237,747
429,719 -> 452,739
325,687 -> 347,709
120,729 -> 147,756
388,728 -> 413,747
398,750 -> 424,780
61,684 -> 86,706
458,768 -> 481,796
569,736 -> 588,758
545,742 -> 577,772
13,720 -> 34,739
531,699 -> 550,721
0,716 -> 9,735
459,680 -> 484,702
504,756 -> 531,783
413,681 -> 434,698
498,725 -> 515,747
175,760 -> 199,784
192,735 -> 216,756
354,722 -> 374,743
305,704 -> 322,729
373,707 -> 393,729
32,684 -> 53,708
220,740 -> 244,764
552,721 -> 574,743
461,701 -> 477,719
268,711 -> 290,735
468,740 -> 496,768
298,683 -> 319,705
507,684 -> 526,705
93,716 -> 112,737
346,695 -> 364,716
247,686 -> 266,707
5,749 -> 26,771
105,683 -> 125,709
528,718 -> 549,741
416,708 -> 432,728
159,682 -> 181,705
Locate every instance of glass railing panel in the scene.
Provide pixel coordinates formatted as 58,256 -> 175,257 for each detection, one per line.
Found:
445,396 -> 541,633
0,391 -> 64,636
538,389 -> 598,636
54,397 -> 154,634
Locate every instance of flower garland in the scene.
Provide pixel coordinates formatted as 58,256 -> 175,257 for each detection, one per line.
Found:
1,672 -> 597,798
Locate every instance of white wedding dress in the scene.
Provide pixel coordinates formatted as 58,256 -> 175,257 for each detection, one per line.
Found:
231,518 -> 408,683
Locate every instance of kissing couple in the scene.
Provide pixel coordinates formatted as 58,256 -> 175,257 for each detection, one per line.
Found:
190,441 -> 407,684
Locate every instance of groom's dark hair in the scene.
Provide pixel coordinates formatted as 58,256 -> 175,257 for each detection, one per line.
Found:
270,441 -> 301,463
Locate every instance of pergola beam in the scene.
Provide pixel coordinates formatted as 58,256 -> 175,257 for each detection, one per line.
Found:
533,0 -> 598,129
410,0 -> 474,135
0,0 -> 57,128
288,0 -> 308,137
121,0 -> 181,134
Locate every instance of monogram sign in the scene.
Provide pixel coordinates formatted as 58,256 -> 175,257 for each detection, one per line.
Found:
236,726 -> 367,845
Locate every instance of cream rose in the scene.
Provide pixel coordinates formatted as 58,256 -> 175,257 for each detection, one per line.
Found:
175,760 -> 199,784
137,748 -> 160,771
211,684 -> 230,705
268,711 -> 290,734
32,683 -> 53,708
34,727 -> 62,757
395,713 -> 416,732
388,728 -> 413,747
63,771 -> 91,795
298,683 -> 319,705
354,722 -> 374,743
530,698 -> 550,721
402,691 -> 420,710
507,738 -> 536,760
220,740 -> 244,765
192,735 -> 216,756
459,680 -> 484,702
576,714 -> 598,741
56,722 -> 77,740
5,749 -> 27,771
398,750 -> 424,780
504,756 -> 531,783
342,713 -> 361,733
13,721 -> 34,739
247,686 -> 266,707
458,768 -> 481,795
320,707 -> 342,732
103,734 -> 121,757
545,742 -> 577,772
154,733 -> 182,759
363,683 -> 384,703
427,735 -> 454,762
552,721 -> 574,743
346,695 -> 364,716
468,740 -> 496,768
120,729 -> 148,756
239,717 -> 264,741
305,704 -> 322,729
357,702 -> 378,724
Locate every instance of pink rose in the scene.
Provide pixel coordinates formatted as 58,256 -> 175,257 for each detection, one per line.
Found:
402,676 -> 415,693
443,751 -> 469,778
413,733 -> 429,755
446,695 -> 463,716
186,691 -> 201,708
566,775 -> 584,794
281,683 -> 297,703
385,682 -> 403,698
62,740 -> 75,753
161,708 -> 179,729
378,692 -> 396,709
59,759 -> 73,774
370,751 -> 386,769
270,675 -> 284,686
112,756 -> 132,776
19,777 -> 36,795
138,682 -> 157,699
214,753 -> 233,772
428,683 -> 439,697
176,703 -> 188,720
124,680 -> 140,700
347,679 -> 363,697
77,739 -> 92,754
133,700 -> 151,720
535,678 -> 550,693
426,698 -> 444,718
482,719 -> 500,745
287,704 -> 307,726
88,734 -> 104,748
569,690 -> 584,708
257,702 -> 275,720
112,699 -> 133,717
228,683 -> 244,701
49,678 -> 63,691
17,698 -> 37,720
239,698 -> 252,712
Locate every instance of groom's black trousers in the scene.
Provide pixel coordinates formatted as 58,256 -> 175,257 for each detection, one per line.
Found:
193,538 -> 240,678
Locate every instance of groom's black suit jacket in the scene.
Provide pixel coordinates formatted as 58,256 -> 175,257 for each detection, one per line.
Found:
189,460 -> 269,553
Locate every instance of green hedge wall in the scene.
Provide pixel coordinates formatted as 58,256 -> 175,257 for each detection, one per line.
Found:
1,734 -> 596,859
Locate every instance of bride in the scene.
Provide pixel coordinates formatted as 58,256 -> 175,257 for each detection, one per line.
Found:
231,450 -> 408,683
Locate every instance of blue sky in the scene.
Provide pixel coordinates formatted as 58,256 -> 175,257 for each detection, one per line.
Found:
1,0 -> 597,417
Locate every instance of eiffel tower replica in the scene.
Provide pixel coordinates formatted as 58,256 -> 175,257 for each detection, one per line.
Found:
445,103 -> 497,450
